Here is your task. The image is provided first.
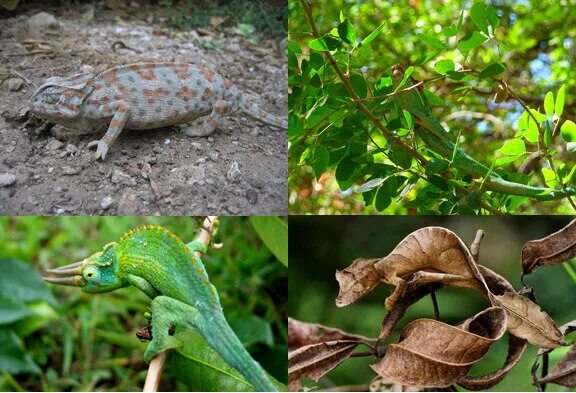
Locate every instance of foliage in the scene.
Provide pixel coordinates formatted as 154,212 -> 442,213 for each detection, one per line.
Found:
160,0 -> 287,36
288,0 -> 576,214
288,216 -> 576,391
0,216 -> 287,391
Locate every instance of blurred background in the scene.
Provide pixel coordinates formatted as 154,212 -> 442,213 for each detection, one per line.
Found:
289,216 -> 576,391
0,216 -> 287,391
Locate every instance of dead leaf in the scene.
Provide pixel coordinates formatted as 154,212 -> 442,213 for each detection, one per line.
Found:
369,376 -> 422,392
371,307 -> 508,388
521,219 -> 576,275
336,228 -> 483,310
288,340 -> 362,390
489,292 -> 563,349
210,16 -> 229,28
538,344 -> 576,387
288,317 -> 375,350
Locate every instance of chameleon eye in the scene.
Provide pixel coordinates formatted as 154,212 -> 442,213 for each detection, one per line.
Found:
83,266 -> 100,282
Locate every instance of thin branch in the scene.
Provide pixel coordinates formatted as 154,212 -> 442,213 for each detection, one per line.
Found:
470,229 -> 485,263
142,216 -> 219,392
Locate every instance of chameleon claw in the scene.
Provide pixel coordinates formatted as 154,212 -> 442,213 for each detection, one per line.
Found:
88,140 -> 109,160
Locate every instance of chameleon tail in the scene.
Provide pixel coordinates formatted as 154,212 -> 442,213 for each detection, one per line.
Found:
201,311 -> 277,392
483,178 -> 576,201
238,94 -> 288,130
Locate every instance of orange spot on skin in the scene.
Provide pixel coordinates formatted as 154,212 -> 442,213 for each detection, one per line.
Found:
109,118 -> 122,128
202,88 -> 215,101
199,66 -> 214,81
207,116 -> 217,128
102,104 -> 113,115
100,69 -> 118,86
130,64 -> 157,81
143,88 -> 167,103
176,86 -> 197,102
167,63 -> 190,80
223,80 -> 233,89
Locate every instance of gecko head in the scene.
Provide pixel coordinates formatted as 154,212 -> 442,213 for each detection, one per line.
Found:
43,242 -> 128,293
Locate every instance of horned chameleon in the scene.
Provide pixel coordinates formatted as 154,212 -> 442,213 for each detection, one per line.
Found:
43,225 -> 278,392
29,62 -> 288,160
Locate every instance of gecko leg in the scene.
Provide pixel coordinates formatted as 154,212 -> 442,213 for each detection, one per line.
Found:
181,99 -> 232,137
405,271 -> 479,291
87,100 -> 130,160
144,296 -> 202,362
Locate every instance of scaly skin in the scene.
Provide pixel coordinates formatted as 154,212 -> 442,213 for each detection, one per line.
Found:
43,225 -> 277,392
391,65 -> 576,201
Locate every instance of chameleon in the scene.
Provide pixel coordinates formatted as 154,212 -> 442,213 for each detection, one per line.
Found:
29,62 -> 288,160
43,225 -> 278,392
390,65 -> 576,201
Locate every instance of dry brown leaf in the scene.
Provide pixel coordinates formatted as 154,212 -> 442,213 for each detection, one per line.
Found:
489,292 -> 563,349
371,307 -> 507,388
336,227 -> 483,310
538,344 -> 576,388
288,317 -> 375,350
369,376 -> 423,392
521,219 -> 576,275
288,340 -> 362,390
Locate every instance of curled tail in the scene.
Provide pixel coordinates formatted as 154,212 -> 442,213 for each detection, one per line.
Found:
238,94 -> 288,130
201,311 -> 278,391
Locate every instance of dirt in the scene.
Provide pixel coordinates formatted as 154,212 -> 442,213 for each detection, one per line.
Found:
0,1 -> 287,215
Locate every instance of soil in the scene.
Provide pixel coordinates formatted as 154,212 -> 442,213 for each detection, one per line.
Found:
0,1 -> 287,215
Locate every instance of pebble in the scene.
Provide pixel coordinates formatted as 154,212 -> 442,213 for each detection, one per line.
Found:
164,139 -> 171,145
46,139 -> 64,151
62,165 -> 80,175
0,173 -> 16,187
55,208 -> 65,215
227,205 -> 240,214
208,152 -> 219,161
111,169 -> 136,186
100,196 -> 114,210
227,161 -> 241,183
7,78 -> 23,92
64,144 -> 78,155
246,189 -> 258,204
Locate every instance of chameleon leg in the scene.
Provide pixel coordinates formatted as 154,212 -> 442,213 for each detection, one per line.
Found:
144,295 -> 202,362
87,100 -> 130,160
181,99 -> 232,137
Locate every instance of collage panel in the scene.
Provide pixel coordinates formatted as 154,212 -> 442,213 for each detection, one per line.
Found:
0,0 -> 288,216
288,216 -> 576,391
0,216 -> 287,391
288,1 -> 576,215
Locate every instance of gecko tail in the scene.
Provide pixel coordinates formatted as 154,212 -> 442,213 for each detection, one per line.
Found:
200,312 -> 278,392
238,94 -> 288,130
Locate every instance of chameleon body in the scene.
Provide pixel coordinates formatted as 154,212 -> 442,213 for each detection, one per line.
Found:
43,225 -> 277,392
30,62 -> 288,160
391,65 -> 576,201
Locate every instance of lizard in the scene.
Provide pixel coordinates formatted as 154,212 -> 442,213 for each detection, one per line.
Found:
390,64 -> 576,201
29,62 -> 288,160
42,225 -> 278,392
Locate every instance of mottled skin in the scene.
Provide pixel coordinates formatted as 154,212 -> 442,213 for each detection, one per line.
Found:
30,63 -> 288,160
43,225 -> 277,392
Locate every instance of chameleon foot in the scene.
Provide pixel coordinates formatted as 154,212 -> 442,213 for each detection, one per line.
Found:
88,140 -> 109,160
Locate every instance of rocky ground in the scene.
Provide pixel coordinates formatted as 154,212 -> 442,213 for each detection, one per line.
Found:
0,1 -> 287,215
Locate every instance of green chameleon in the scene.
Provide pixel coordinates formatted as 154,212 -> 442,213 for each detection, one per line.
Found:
43,225 -> 278,392
390,65 -> 576,201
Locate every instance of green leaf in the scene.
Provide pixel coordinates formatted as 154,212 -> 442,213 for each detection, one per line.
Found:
434,59 -> 455,75
478,62 -> 506,79
0,259 -> 57,305
230,315 -> 273,348
494,138 -> 526,166
337,18 -> 356,45
544,121 -> 552,147
0,291 -> 30,325
361,20 -> 386,46
486,5 -> 500,31
309,146 -> 329,178
374,177 -> 397,211
470,2 -> 489,35
403,110 -> 413,130
417,33 -> 445,49
442,25 -> 458,37
0,327 -> 41,374
424,89 -> 445,106
9,301 -> 58,338
544,91 -> 555,117
350,74 -> 367,99
170,331 -> 259,391
355,178 -> 385,194
308,35 -> 342,51
555,84 -> 566,117
457,31 -> 488,56
0,0 -> 20,10
250,217 -> 287,267
561,120 -> 576,142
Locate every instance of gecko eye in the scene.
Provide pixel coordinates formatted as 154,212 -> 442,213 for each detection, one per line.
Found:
83,266 -> 100,282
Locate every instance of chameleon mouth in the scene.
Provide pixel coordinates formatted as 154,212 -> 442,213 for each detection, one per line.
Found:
43,261 -> 86,286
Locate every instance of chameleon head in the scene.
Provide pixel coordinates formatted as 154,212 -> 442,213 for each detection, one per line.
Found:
43,242 -> 127,293
29,73 -> 93,121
